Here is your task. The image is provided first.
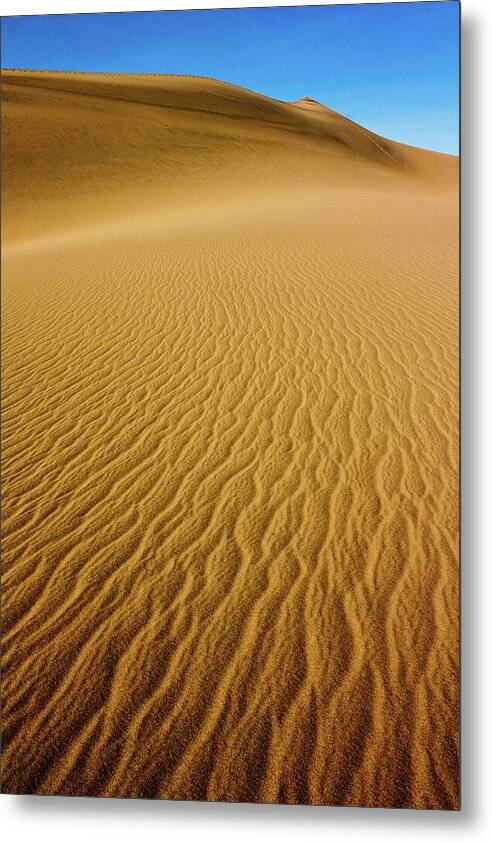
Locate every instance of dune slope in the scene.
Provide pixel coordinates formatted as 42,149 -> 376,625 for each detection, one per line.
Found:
1,70 -> 459,808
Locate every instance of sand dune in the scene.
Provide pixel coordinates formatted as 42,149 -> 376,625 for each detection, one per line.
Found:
1,70 -> 459,808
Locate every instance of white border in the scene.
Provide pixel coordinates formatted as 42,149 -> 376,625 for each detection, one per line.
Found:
0,0 -> 465,16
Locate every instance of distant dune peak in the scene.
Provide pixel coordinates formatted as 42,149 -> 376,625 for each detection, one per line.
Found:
294,96 -> 327,107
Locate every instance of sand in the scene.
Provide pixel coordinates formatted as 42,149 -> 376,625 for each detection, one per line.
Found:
1,70 -> 459,808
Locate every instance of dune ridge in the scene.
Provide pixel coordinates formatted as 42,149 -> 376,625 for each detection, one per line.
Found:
1,70 -> 459,808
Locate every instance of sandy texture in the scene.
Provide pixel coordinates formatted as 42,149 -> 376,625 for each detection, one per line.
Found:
1,70 -> 459,808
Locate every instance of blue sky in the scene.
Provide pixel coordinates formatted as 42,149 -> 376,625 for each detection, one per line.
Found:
1,2 -> 459,154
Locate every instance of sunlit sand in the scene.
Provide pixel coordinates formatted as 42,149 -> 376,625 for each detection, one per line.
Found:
1,70 -> 459,808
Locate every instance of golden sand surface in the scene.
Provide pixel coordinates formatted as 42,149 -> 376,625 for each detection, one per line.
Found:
1,70 -> 459,807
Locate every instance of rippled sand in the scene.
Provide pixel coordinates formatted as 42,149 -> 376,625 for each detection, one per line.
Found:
1,71 -> 459,808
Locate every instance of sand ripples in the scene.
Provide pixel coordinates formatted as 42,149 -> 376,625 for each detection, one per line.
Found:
1,71 -> 458,808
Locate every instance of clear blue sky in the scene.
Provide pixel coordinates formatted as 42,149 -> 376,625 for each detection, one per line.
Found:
1,2 -> 459,154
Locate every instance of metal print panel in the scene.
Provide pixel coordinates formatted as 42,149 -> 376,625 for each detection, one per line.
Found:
0,1 -> 460,809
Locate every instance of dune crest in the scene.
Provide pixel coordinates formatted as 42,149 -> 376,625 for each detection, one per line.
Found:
1,70 -> 459,808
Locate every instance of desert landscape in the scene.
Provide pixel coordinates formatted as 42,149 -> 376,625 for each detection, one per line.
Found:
1,70 -> 458,808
